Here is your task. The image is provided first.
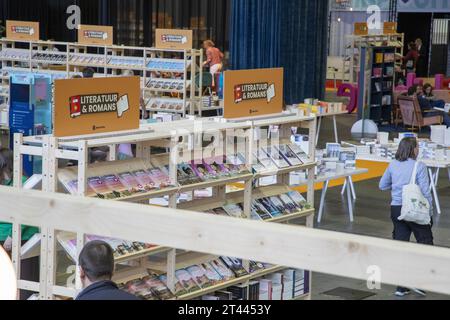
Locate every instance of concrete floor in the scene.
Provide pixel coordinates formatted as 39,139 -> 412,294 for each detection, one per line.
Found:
310,112 -> 450,300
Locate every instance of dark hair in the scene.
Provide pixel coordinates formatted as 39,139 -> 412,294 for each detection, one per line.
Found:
79,240 -> 114,282
408,42 -> 417,51
72,74 -> 82,79
82,67 -> 95,78
0,148 -> 13,184
407,85 -> 417,97
423,83 -> 433,97
395,137 -> 418,162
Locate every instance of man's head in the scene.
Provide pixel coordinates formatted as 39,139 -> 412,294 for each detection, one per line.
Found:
82,67 -> 95,78
79,240 -> 114,288
415,38 -> 422,47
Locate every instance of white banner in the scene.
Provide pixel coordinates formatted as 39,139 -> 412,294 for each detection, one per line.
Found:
330,0 -> 450,12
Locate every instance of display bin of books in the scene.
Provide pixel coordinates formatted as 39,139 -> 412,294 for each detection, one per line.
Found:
14,112 -> 317,300
0,38 -> 204,119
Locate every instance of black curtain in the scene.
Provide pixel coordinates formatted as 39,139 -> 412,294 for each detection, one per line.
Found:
230,0 -> 329,105
0,0 -> 99,42
0,0 -> 229,51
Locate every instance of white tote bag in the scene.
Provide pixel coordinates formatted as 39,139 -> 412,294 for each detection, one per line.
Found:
399,162 -> 431,225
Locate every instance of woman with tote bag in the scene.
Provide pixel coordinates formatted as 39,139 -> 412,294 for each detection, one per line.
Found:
379,137 -> 434,297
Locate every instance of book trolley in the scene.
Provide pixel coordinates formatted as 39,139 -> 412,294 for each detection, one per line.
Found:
0,38 -> 204,118
13,112 -> 317,300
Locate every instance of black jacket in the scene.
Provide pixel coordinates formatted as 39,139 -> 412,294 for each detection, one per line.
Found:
76,280 -> 141,301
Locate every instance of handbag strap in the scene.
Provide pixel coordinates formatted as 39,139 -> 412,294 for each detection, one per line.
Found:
410,161 -> 420,185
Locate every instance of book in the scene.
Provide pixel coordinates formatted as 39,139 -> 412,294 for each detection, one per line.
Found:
258,198 -> 282,217
103,174 -> 132,197
147,167 -> 172,188
225,154 -> 250,175
186,265 -> 213,288
87,176 -> 115,199
124,279 -> 159,300
215,290 -> 233,300
269,196 -> 290,215
249,261 -> 265,273
204,156 -> 232,178
227,284 -> 248,300
132,170 -> 157,191
142,274 -> 175,300
288,144 -> 310,163
287,191 -> 310,210
178,163 -> 203,185
200,262 -> 224,284
210,259 -> 235,281
175,269 -> 201,293
249,281 -> 260,300
262,147 -> 290,169
220,257 -> 249,278
158,274 -> 188,296
375,53 -> 383,64
253,149 -> 276,171
372,67 -> 382,78
223,204 -> 246,219
251,202 -> 272,220
279,194 -> 299,214
276,144 -> 303,166
190,161 -> 216,181
118,171 -> 146,193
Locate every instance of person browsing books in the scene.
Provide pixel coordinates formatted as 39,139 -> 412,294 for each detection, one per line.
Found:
203,40 -> 224,88
402,42 -> 419,74
76,241 -> 140,300
379,138 -> 433,298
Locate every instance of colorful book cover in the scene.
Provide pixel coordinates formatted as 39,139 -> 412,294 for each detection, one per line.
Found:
210,259 -> 235,281
287,191 -> 310,210
253,149 -> 277,171
178,163 -> 202,185
67,180 -> 95,196
249,261 -> 265,273
276,144 -> 303,166
200,262 -> 224,284
103,174 -> 132,197
158,274 -> 187,296
142,275 -> 175,300
251,202 -> 272,220
175,269 -> 201,293
258,198 -> 282,217
87,176 -> 115,199
225,154 -> 250,175
220,257 -> 249,278
124,279 -> 158,300
223,204 -> 246,219
147,167 -> 172,188
269,196 -> 290,215
132,170 -> 157,191
190,161 -> 216,181
186,265 -> 213,288
118,172 -> 145,193
205,156 -> 231,177
279,194 -> 299,213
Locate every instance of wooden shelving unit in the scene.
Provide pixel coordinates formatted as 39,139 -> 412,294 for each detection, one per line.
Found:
14,112 -> 317,300
0,38 -> 204,119
344,33 -> 404,84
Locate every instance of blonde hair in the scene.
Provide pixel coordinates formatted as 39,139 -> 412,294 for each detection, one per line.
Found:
203,40 -> 215,48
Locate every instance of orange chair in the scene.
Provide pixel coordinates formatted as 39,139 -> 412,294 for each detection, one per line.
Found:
398,96 -> 442,131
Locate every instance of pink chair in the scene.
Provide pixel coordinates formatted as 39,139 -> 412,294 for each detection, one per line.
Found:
398,96 -> 442,131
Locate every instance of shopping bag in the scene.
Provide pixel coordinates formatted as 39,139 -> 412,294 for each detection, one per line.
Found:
399,162 -> 431,225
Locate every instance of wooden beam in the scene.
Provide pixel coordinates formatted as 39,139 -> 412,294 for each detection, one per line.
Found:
1,186 -> 450,295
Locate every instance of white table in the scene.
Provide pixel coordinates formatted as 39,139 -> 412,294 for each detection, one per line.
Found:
357,154 -> 450,215
297,168 -> 369,223
315,111 -> 348,146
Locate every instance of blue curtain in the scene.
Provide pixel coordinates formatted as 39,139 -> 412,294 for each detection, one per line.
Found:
229,0 -> 281,69
230,0 -> 329,104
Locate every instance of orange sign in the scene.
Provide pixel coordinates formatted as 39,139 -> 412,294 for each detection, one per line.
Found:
6,20 -> 39,41
54,77 -> 140,137
155,29 -> 193,50
78,25 -> 113,46
354,22 -> 369,36
223,68 -> 284,119
383,22 -> 397,34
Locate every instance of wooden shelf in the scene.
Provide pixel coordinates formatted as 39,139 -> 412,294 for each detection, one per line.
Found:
178,265 -> 285,300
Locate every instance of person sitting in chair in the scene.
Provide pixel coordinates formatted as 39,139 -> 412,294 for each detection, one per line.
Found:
407,85 -> 450,127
